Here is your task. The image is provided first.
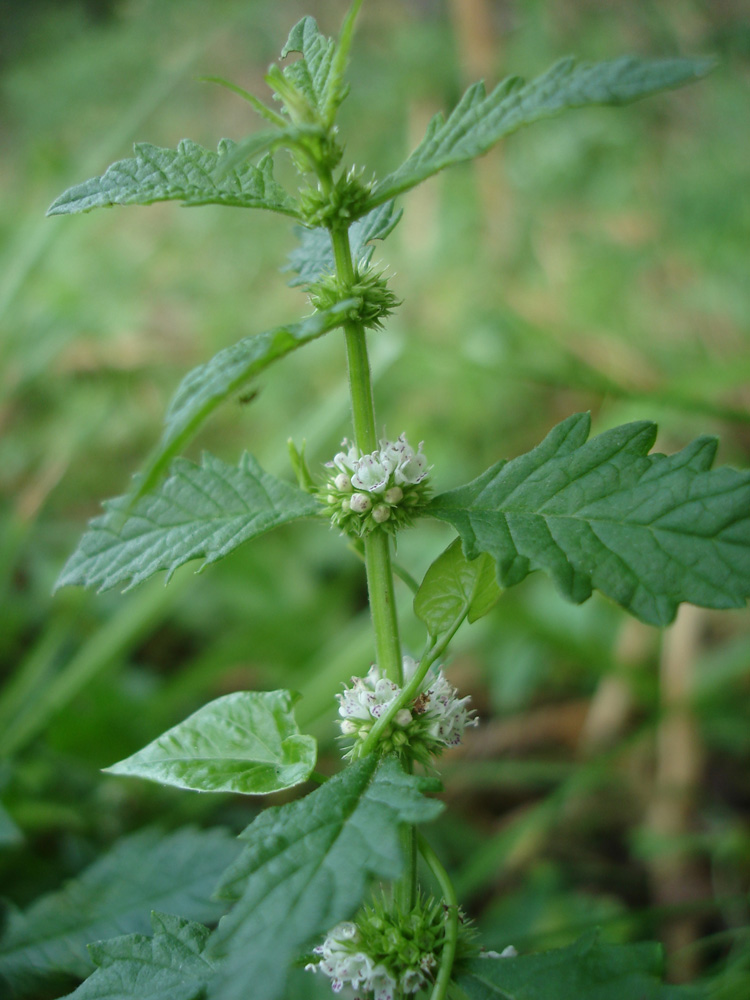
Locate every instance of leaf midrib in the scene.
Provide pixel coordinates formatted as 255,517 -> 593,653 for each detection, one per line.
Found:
443,502 -> 747,543
214,760 -> 382,945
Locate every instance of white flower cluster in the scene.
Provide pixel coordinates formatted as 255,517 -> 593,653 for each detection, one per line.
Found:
320,434 -> 430,536
306,921 -> 433,1000
338,655 -> 477,760
331,434 -> 429,494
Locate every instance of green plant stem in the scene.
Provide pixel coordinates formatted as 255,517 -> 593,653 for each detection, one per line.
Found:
397,759 -> 418,912
329,224 -> 403,686
348,539 -> 420,595
418,834 -> 459,1000
358,616 -> 463,757
363,534 -> 403,684
328,219 -> 411,913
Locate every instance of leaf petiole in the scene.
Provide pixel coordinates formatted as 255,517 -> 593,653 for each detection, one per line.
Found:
418,834 -> 459,1000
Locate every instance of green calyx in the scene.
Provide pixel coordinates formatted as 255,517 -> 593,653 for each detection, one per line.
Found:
308,265 -> 399,332
359,894 -> 456,984
300,166 -> 374,228
317,476 -> 429,538
309,892 -> 475,995
343,709 -> 454,767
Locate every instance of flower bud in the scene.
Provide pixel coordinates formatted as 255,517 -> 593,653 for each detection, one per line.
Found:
350,493 -> 372,514
394,708 -> 412,728
334,472 -> 353,492
384,486 -> 403,504
340,719 -> 358,735
372,504 -> 391,523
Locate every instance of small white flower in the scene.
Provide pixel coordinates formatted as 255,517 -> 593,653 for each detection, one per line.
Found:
329,439 -> 360,475
421,671 -> 478,747
308,923 -> 399,1000
401,655 -> 419,683
481,945 -> 518,959
337,667 -> 399,723
401,966 -> 427,992
351,453 -> 391,493
377,434 -> 430,486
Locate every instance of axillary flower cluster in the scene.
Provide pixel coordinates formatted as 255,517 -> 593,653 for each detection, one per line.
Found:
306,897 -> 459,1000
318,434 -> 430,536
338,655 -> 477,765
306,896 -> 516,1000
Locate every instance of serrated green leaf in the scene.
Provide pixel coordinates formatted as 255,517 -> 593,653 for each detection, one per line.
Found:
205,756 -> 443,1000
0,827 -> 239,996
139,301 -> 355,494
278,16 -> 340,126
47,142 -> 299,216
285,200 -> 402,288
60,913 -> 214,1000
369,55 -> 714,207
427,413 -> 750,627
414,538 -> 501,641
457,931 -> 704,999
55,452 -> 320,593
105,691 -> 316,794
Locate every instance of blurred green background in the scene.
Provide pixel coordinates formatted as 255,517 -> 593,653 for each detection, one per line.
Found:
1,0 -> 749,995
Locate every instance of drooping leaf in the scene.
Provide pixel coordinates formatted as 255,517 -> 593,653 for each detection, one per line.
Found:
457,931 -> 704,999
47,142 -> 299,216
205,756 -> 443,1000
55,452 -> 321,593
0,827 -> 239,996
414,538 -> 500,641
139,301 -> 355,493
427,413 -> 750,627
368,55 -> 714,207
105,690 -> 316,794
60,913 -> 214,1000
285,200 -> 402,288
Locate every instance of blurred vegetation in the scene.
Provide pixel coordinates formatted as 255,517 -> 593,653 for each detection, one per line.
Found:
1,0 -> 749,995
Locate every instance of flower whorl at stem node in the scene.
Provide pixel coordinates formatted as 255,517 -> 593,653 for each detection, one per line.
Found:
299,165 -> 374,228
319,434 -> 430,537
337,655 -> 477,764
306,894 -> 476,1000
308,266 -> 399,330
